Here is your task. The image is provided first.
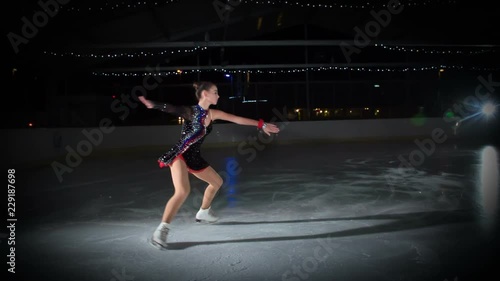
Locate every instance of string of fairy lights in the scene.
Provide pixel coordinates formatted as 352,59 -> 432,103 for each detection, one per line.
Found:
42,1 -> 491,77
61,0 -> 180,12
42,47 -> 208,58
43,45 -> 495,58
91,65 -> 500,77
61,0 -> 456,13
241,0 -> 456,9
373,44 -> 495,55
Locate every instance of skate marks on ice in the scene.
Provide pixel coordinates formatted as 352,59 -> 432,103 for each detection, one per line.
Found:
225,162 -> 467,219
338,154 -> 468,204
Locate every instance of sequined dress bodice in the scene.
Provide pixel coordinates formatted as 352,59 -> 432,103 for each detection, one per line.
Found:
157,104 -> 213,171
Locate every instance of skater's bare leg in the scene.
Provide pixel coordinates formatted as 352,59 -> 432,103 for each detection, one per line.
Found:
192,166 -> 223,209
162,159 -> 191,223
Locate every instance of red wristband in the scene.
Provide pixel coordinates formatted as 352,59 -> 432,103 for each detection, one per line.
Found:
258,119 -> 264,129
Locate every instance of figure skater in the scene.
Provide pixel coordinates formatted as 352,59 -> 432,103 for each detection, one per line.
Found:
137,81 -> 280,249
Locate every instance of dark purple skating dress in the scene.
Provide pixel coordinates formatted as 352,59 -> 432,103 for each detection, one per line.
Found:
152,101 -> 213,173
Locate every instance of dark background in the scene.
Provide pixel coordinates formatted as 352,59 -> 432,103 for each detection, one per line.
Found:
3,0 -> 499,129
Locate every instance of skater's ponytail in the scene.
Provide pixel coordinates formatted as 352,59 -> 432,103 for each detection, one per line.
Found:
193,81 -> 215,100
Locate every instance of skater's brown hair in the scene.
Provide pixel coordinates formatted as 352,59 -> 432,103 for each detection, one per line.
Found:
193,81 -> 216,100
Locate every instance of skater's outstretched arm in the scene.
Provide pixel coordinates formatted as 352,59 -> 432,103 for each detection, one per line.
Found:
138,96 -> 192,120
210,109 -> 280,136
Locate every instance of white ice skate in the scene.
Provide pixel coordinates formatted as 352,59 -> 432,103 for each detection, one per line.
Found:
150,222 -> 170,249
195,206 -> 219,223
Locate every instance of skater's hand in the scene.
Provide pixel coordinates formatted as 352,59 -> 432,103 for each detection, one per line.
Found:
262,123 -> 280,136
138,96 -> 154,109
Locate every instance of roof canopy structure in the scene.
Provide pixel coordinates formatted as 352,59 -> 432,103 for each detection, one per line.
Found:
6,0 -> 500,75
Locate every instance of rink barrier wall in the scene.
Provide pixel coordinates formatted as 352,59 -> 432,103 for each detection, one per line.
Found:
4,118 -> 459,166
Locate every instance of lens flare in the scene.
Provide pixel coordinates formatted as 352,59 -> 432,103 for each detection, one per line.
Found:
482,103 -> 496,116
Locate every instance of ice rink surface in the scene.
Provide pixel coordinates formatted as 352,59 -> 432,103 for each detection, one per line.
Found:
6,138 -> 500,281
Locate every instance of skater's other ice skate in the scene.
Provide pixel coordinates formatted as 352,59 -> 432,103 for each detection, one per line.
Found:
196,206 -> 219,223
150,222 -> 170,249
